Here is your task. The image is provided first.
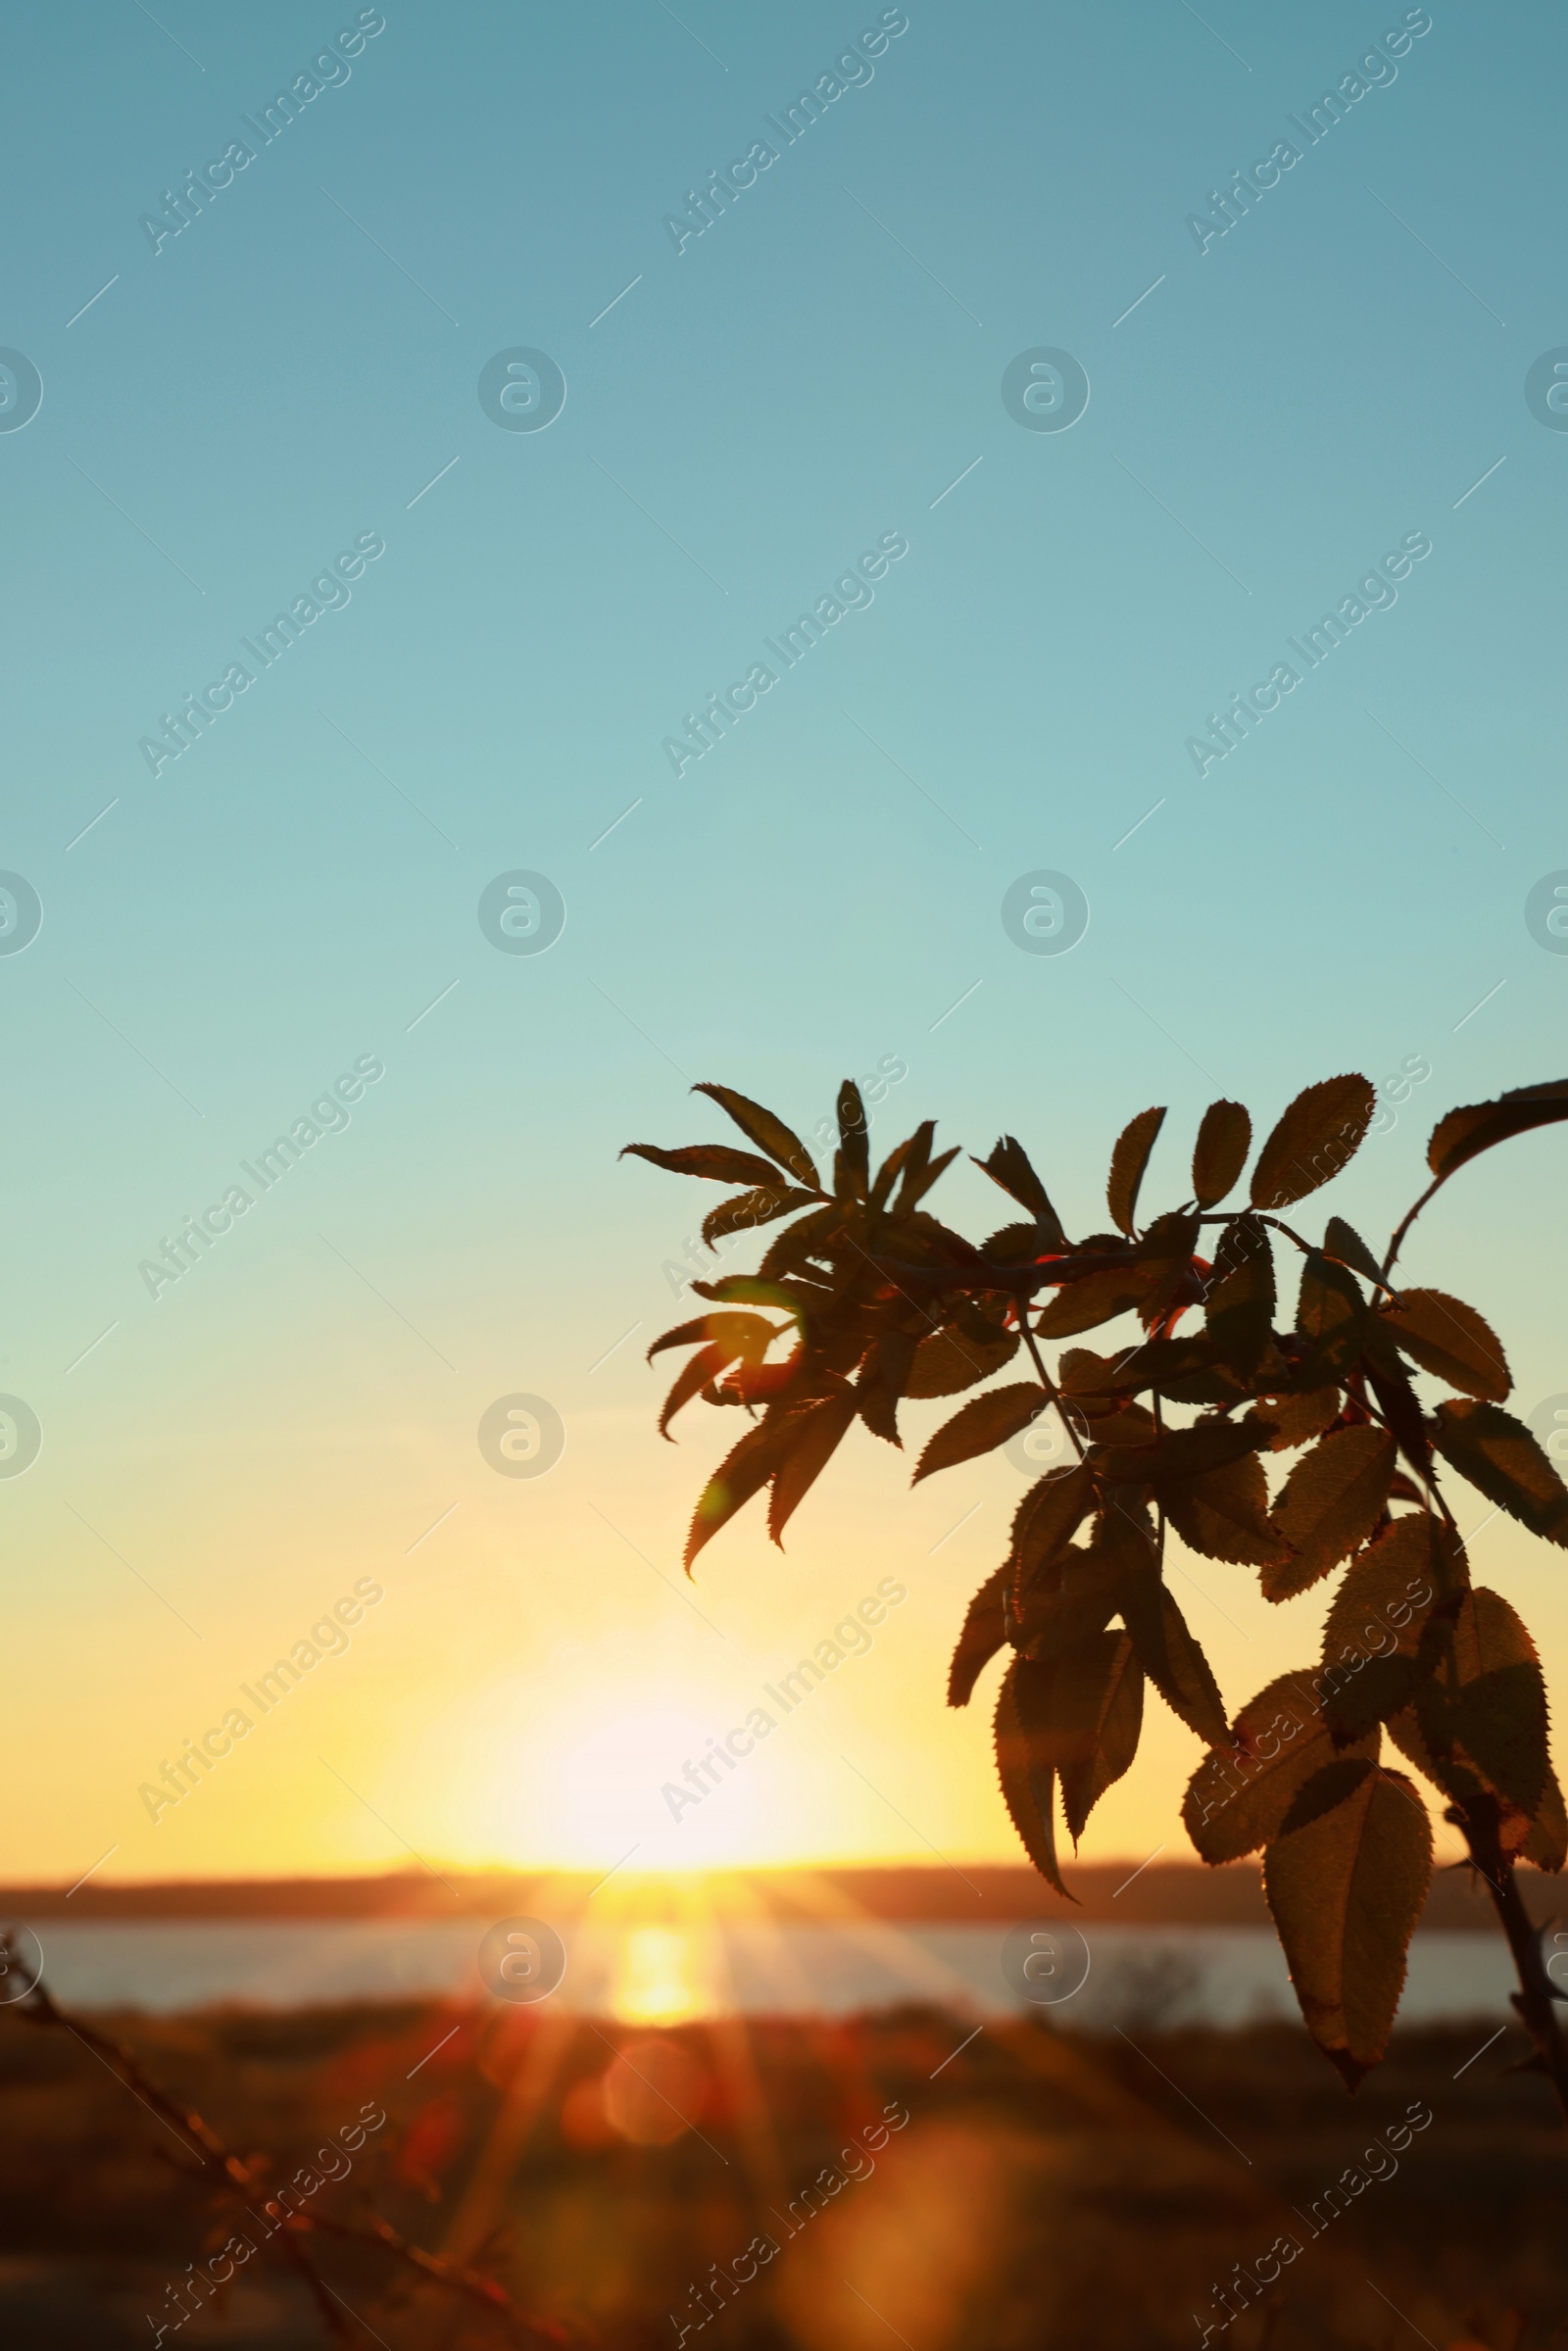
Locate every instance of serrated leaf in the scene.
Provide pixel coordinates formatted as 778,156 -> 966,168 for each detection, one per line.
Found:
1059,1634 -> 1145,1842
1265,1426 -> 1396,1601
1250,1075 -> 1376,1211
767,1390 -> 858,1545
1380,1290 -> 1510,1402
1098,1413 -> 1269,1489
1192,1100 -> 1251,1209
948,1563 -> 1010,1707
856,1332 -> 915,1447
685,1417 -> 788,1568
1322,1216 -> 1388,1291
1410,1587 -> 1550,1815
693,1082 -> 817,1186
1163,1450 -> 1289,1567
1118,1554 -> 1229,1748
649,1309 -> 778,1364
1296,1250 -> 1366,1379
1321,1513 -> 1455,1674
995,1660 -> 1073,1897
973,1137 -> 1069,1250
1426,1079 -> 1568,1183
1262,1762 -> 1432,2086
658,1344 -> 728,1438
1107,1106 -> 1166,1238
1009,1462 -> 1098,1598
1203,1213 -> 1276,1377
701,1185 -> 818,1249
1431,1399 -> 1568,1545
836,1079 -> 869,1198
905,1322 -> 1020,1399
1183,1671 -> 1379,1863
1250,1386 -> 1342,1452
1036,1262 -> 1159,1340
913,1382 -> 1050,1484
1013,1544 -> 1123,1662
623,1141 -> 788,1188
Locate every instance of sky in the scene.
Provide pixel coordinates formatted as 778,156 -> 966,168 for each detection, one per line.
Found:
3,0 -> 1567,1887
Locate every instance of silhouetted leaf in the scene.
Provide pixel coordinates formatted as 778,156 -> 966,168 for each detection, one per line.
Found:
1380,1290 -> 1510,1402
702,1186 -> 817,1249
995,1660 -> 1073,1897
1204,1213 -> 1276,1377
1036,1262 -> 1159,1339
949,1564 -> 1010,1707
1098,1414 -> 1269,1489
1058,1633 -> 1145,1842
693,1082 -> 817,1186
648,1310 -> 777,1363
905,1322 -> 1020,1398
1250,1386 -> 1341,1452
1118,1556 -> 1229,1748
1321,1513 -> 1456,1675
1431,1399 -> 1568,1545
685,1418 -> 788,1569
1265,1426 -> 1396,1601
1426,1079 -> 1568,1183
1013,1544 -> 1123,1662
913,1382 -> 1049,1484
768,1390 -> 858,1545
856,1332 -> 915,1446
1250,1075 -> 1376,1211
1322,1216 -> 1388,1291
973,1137 -> 1069,1250
659,1344 -> 728,1438
1296,1250 -> 1366,1379
1183,1671 -> 1379,1863
1107,1106 -> 1166,1237
1009,1462 -> 1098,1596
1262,1761 -> 1432,2086
1163,1451 -> 1289,1568
1192,1100 -> 1251,1209
623,1141 -> 787,1188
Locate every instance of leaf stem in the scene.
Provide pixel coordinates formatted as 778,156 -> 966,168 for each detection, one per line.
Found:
1451,1801 -> 1568,2126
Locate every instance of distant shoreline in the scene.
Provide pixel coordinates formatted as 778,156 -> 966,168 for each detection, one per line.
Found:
1,1862 -> 1544,1933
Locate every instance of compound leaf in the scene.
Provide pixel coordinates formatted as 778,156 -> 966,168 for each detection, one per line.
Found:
693,1082 -> 817,1186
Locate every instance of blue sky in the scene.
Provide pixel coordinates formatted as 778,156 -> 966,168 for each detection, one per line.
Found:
4,0 -> 1567,1883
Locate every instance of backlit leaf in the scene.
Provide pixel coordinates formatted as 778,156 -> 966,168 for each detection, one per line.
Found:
767,1390 -> 858,1544
1321,1513 -> 1456,1674
702,1186 -> 817,1249
948,1564 -> 1010,1707
1250,1386 -> 1342,1452
973,1137 -> 1069,1250
836,1079 -> 869,1197
685,1418 -> 787,1569
1058,1634 -> 1145,1842
1322,1215 -> 1388,1292
1406,1587 -> 1552,1816
1295,1250 -> 1366,1380
1183,1670 -> 1379,1863
1380,1289 -> 1510,1402
1426,1078 -> 1568,1183
1119,1558 -> 1229,1748
1250,1075 -> 1376,1211
1163,1450 -> 1289,1568
995,1660 -> 1072,1897
622,1141 -> 787,1188
1431,1399 -> 1568,1545
1265,1426 -> 1396,1601
1106,1106 -> 1166,1238
905,1321 -> 1020,1399
1192,1100 -> 1251,1209
693,1082 -> 817,1186
1262,1761 -> 1432,2086
1203,1213 -> 1276,1377
1009,1462 -> 1098,1597
913,1382 -> 1049,1484
1036,1262 -> 1159,1339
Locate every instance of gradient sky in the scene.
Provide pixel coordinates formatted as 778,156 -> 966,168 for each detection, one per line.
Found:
4,0 -> 1566,1886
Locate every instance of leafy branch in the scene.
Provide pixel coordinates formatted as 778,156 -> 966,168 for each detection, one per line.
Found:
626,1072 -> 1568,2101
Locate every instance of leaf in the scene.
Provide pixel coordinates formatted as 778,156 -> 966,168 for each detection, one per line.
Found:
693,1082 -> 817,1186
1264,1426 -> 1396,1602
1192,1100 -> 1251,1210
767,1391 -> 858,1545
994,1660 -> 1072,1897
905,1322 -> 1020,1399
649,1310 -> 777,1363
1250,1386 -> 1342,1453
701,1185 -> 817,1249
1058,1634 -> 1145,1842
1322,1215 -> 1388,1292
1203,1214 -> 1276,1378
1009,1462 -> 1098,1597
1036,1261 -> 1159,1340
1380,1289 -> 1510,1402
895,1134 -> 961,1213
1262,1762 -> 1432,2086
1107,1106 -> 1166,1238
1183,1671 -> 1380,1863
1426,1078 -> 1568,1183
1295,1250 -> 1366,1380
1250,1075 -> 1377,1211
836,1079 -> 869,1198
1098,1414 -> 1269,1488
856,1332 -> 915,1446
973,1137 -> 1069,1250
1013,1544 -> 1124,1662
1405,1587 -> 1552,1816
948,1564 -> 1011,1707
1321,1513 -> 1456,1674
622,1141 -> 787,1189
1431,1399 -> 1568,1545
1163,1451 -> 1290,1568
684,1418 -> 787,1569
658,1344 -> 727,1438
913,1382 -> 1050,1484
1118,1553 -> 1229,1748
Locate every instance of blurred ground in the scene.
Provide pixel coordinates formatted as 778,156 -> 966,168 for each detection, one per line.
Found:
3,1987 -> 1564,2350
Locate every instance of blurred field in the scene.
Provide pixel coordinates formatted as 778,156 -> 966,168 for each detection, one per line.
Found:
3,1985 -> 1565,2351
